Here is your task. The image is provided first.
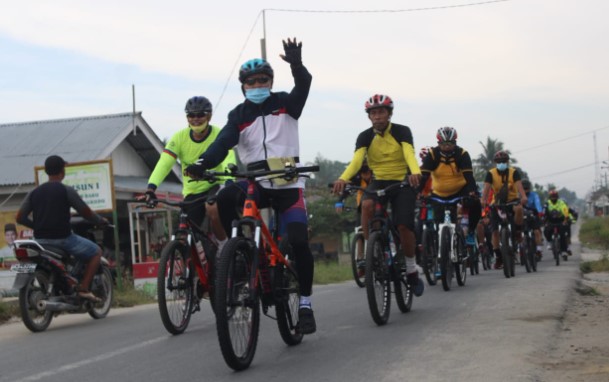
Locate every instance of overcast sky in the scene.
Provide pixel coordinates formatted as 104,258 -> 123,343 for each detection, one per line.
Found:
1,0 -> 608,198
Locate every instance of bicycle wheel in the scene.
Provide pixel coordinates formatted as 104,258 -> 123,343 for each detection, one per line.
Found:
394,272 -> 413,313
215,237 -> 260,371
350,233 -> 366,288
527,235 -> 537,272
468,245 -> 479,275
440,226 -> 453,291
275,240 -> 304,346
454,232 -> 467,286
552,235 -> 560,266
521,241 -> 532,273
365,231 -> 391,325
500,228 -> 512,279
421,228 -> 438,286
157,240 -> 194,335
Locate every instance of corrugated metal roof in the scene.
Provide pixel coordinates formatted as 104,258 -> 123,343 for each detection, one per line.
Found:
0,112 -> 179,186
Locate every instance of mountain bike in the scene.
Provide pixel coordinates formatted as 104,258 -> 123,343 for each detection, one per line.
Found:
492,201 -> 520,278
418,198 -> 439,286
351,224 -> 366,287
207,164 -> 319,371
360,181 -> 414,325
134,196 -> 218,335
428,196 -> 469,291
519,207 -> 537,273
546,222 -> 564,266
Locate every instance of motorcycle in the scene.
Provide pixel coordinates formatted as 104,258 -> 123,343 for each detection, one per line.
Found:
11,239 -> 114,332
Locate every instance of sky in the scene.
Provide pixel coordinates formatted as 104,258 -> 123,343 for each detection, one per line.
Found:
1,0 -> 608,199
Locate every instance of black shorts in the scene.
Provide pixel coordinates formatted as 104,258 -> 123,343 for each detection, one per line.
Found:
363,180 -> 416,231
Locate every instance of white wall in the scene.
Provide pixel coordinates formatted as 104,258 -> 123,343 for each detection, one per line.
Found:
111,140 -> 150,177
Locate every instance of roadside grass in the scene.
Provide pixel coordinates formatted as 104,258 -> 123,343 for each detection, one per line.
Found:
579,216 -> 609,250
0,300 -> 20,323
580,254 -> 609,274
313,260 -> 352,285
575,283 -> 601,296
112,274 -> 156,308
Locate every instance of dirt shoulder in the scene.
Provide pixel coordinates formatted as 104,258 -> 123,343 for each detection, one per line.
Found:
537,249 -> 609,381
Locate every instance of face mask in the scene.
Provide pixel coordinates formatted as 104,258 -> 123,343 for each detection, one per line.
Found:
189,121 -> 208,134
496,163 -> 508,171
245,88 -> 271,104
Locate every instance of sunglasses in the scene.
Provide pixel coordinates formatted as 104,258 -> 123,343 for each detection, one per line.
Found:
439,141 -> 456,145
187,112 -> 208,119
495,160 -> 508,164
244,76 -> 271,86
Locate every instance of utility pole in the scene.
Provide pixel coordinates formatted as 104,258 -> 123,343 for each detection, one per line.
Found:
260,10 -> 267,60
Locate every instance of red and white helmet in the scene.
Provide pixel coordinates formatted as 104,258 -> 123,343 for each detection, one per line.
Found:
419,146 -> 432,160
436,126 -> 458,143
365,94 -> 394,113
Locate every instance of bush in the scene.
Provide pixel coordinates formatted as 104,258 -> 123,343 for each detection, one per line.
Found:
580,254 -> 609,274
579,217 -> 609,250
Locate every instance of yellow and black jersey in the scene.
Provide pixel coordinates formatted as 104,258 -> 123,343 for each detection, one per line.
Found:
485,167 -> 522,203
339,123 -> 420,182
419,146 -> 476,198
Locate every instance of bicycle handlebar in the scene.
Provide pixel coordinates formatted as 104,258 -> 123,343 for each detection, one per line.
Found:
191,165 -> 320,183
332,181 -> 409,198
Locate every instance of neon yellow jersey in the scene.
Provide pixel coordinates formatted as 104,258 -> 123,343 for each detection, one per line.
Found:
340,123 -> 420,182
148,125 -> 236,196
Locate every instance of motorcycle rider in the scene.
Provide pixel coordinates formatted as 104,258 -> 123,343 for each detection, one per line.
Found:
16,155 -> 109,301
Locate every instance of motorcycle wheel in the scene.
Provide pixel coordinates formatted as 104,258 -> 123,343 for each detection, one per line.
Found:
88,266 -> 114,319
19,270 -> 54,332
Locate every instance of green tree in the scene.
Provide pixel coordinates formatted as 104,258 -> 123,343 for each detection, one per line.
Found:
306,153 -> 348,188
473,136 -> 516,181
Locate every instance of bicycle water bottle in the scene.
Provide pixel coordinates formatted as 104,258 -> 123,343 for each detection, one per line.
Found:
195,240 -> 207,266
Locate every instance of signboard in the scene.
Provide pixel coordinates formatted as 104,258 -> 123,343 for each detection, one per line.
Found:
35,159 -> 115,213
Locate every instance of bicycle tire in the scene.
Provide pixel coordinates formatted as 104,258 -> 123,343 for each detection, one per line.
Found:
521,240 -> 532,273
440,226 -> 453,291
468,246 -> 479,275
275,239 -> 304,346
528,235 -> 537,272
500,228 -> 512,278
215,237 -> 260,371
157,240 -> 194,335
454,231 -> 467,287
422,228 -> 438,286
552,235 -> 560,266
394,273 -> 413,313
365,231 -> 391,325
350,233 -> 366,288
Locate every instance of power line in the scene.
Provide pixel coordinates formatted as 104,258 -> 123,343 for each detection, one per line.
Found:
513,126 -> 609,154
265,0 -> 511,13
534,162 -> 596,180
215,0 -> 512,110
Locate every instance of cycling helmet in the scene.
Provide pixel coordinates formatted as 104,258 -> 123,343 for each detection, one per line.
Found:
548,190 -> 559,199
493,150 -> 510,162
365,94 -> 394,113
185,96 -> 212,114
436,127 -> 458,143
239,58 -> 274,83
419,146 -> 432,160
521,179 -> 532,191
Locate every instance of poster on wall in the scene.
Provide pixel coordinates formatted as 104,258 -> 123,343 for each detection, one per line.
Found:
35,159 -> 115,213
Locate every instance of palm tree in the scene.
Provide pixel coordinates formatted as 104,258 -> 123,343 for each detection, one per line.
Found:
473,136 -> 517,181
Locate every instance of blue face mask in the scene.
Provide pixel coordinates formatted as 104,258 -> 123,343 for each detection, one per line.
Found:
496,163 -> 508,171
245,88 -> 271,104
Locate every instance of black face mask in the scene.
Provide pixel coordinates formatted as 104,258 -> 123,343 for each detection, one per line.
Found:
440,150 -> 455,158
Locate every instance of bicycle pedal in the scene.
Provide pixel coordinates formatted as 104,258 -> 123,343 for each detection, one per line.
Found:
191,302 -> 201,314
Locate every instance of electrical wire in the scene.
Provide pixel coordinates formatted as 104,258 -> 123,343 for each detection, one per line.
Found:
533,162 -> 596,180
513,126 -> 609,154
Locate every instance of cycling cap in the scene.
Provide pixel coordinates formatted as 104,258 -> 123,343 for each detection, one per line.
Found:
493,151 -> 510,162
365,94 -> 393,113
239,58 -> 274,83
436,127 -> 458,143
419,146 -> 432,160
185,96 -> 212,114
521,179 -> 532,190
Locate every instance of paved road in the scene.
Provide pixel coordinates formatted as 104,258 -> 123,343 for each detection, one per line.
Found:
0,242 -> 585,382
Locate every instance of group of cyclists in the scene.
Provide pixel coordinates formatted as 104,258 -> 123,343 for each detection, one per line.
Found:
18,36 -> 578,345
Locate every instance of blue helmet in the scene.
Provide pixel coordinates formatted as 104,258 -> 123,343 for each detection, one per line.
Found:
239,58 -> 274,83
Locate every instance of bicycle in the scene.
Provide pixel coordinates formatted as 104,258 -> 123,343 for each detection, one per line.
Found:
546,222 -> 564,266
427,196 -> 469,291
206,164 -> 319,371
359,182 -> 416,325
492,201 -> 520,278
333,193 -> 366,288
134,196 -> 217,335
418,198 -> 439,286
519,207 -> 538,273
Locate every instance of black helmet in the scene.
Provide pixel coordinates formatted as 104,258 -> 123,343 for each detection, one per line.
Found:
521,179 -> 531,191
239,58 -> 274,83
185,96 -> 212,114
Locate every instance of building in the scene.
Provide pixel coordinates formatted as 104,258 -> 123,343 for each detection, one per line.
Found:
0,112 -> 183,282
